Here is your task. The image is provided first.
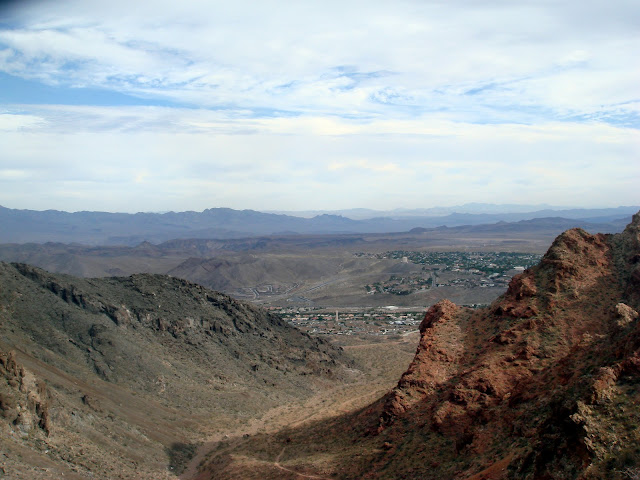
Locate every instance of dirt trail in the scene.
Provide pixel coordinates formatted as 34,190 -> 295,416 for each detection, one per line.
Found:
273,447 -> 333,480
180,380 -> 382,479
181,335 -> 418,479
178,412 -> 278,480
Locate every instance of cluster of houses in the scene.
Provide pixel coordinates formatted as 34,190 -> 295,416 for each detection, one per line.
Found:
276,307 -> 422,336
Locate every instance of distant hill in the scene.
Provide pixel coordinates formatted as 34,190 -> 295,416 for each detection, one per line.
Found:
0,204 -> 637,245
269,204 -> 638,219
412,216 -> 631,235
0,217 -> 631,298
0,205 -> 359,245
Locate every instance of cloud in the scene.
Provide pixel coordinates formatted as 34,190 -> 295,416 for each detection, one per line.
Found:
328,159 -> 401,173
0,102 -> 637,211
0,169 -> 29,179
1,1 -> 638,122
0,111 -> 45,130
0,1 -> 638,212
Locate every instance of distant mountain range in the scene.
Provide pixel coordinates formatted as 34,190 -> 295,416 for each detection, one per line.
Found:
267,203 -> 633,219
0,216 -> 628,285
2,213 -> 640,478
0,204 -> 637,246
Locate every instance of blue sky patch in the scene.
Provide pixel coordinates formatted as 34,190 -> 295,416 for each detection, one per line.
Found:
0,72 -> 181,107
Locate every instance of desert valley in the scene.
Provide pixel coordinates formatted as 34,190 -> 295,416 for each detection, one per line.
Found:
1,2 -> 638,478
1,206 -> 639,479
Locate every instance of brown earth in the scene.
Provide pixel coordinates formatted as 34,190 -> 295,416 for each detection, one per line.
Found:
0,231 -> 544,309
199,212 -> 640,479
0,263 -> 355,478
2,214 -> 638,479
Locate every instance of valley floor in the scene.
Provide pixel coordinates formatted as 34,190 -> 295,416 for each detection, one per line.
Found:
179,332 -> 419,480
0,331 -> 418,480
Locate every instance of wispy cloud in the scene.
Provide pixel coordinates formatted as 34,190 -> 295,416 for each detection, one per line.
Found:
2,1 -> 638,121
0,0 -> 638,212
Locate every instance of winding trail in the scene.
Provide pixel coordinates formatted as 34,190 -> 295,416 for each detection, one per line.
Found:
272,447 -> 333,480
179,384 -> 377,480
180,335 -> 418,479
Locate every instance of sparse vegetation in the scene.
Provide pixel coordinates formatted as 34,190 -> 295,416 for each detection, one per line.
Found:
1,214 -> 638,479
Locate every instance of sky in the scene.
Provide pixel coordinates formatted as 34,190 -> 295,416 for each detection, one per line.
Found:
0,0 -> 638,213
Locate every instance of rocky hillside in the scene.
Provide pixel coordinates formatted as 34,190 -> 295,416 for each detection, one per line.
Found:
356,213 -> 640,478
0,263 -> 352,479
200,212 -> 640,479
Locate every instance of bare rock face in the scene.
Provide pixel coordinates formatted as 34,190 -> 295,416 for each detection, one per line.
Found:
0,264 -> 350,395
381,300 -> 466,424
364,212 -> 640,479
615,302 -> 639,327
0,350 -> 50,436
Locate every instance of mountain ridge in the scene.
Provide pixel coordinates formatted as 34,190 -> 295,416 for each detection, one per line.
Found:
358,213 -> 640,478
199,212 -> 640,479
0,262 -> 354,478
359,213 -> 640,478
0,205 -> 636,245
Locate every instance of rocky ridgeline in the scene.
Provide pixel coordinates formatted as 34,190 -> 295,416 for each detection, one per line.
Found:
0,263 -> 353,478
2,263 -> 348,384
355,213 -> 640,479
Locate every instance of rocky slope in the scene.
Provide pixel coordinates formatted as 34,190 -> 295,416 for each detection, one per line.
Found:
359,213 -> 640,478
0,263 -> 352,478
200,212 -> 640,479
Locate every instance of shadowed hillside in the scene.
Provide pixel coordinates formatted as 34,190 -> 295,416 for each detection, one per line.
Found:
0,263 -> 353,478
198,212 -> 640,479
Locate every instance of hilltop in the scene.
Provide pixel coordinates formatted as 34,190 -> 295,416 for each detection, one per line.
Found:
0,263 -> 353,478
199,212 -> 640,479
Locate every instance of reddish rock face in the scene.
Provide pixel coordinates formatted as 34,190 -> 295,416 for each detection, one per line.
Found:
381,299 -> 467,423
369,212 -> 640,479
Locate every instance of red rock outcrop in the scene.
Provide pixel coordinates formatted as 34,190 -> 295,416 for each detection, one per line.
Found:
367,212 -> 640,479
381,299 -> 468,423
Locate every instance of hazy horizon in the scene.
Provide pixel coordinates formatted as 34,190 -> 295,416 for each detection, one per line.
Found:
1,1 -> 638,213
1,202 -> 638,217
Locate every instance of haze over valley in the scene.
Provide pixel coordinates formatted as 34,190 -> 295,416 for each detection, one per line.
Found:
1,205 -> 635,312
1,0 -> 638,478
2,211 -> 640,478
